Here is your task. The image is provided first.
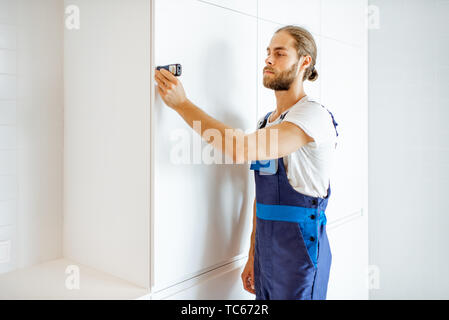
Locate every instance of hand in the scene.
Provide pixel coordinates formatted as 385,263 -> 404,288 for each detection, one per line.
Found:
241,258 -> 256,295
154,68 -> 188,111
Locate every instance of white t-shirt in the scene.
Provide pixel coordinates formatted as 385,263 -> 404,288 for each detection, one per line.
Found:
258,95 -> 337,198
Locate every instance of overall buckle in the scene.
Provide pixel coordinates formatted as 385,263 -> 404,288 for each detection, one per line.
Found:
250,159 -> 277,175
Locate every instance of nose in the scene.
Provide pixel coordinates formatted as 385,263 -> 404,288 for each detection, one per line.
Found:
265,54 -> 273,66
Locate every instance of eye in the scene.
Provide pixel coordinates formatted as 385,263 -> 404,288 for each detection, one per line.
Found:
266,52 -> 285,56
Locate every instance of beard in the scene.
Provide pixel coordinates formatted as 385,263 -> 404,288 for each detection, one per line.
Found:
263,60 -> 299,91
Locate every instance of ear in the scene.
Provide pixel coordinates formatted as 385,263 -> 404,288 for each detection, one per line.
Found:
296,56 -> 304,76
301,55 -> 312,71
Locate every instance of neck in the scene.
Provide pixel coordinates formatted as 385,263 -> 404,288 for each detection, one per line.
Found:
273,81 -> 306,115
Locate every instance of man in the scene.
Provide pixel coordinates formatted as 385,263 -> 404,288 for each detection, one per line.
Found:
154,25 -> 338,300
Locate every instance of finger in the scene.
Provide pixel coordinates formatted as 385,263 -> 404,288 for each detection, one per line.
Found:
243,281 -> 250,293
156,78 -> 171,89
160,68 -> 178,84
158,69 -> 171,82
245,280 -> 255,294
155,73 -> 167,87
154,73 -> 161,85
241,274 -> 249,289
248,275 -> 255,292
248,276 -> 254,290
156,74 -> 173,89
243,276 -> 254,293
157,85 -> 165,96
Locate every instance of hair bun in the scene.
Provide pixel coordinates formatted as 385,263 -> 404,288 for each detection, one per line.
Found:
308,66 -> 318,82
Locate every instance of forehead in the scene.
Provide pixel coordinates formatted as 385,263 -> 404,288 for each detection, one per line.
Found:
266,31 -> 296,51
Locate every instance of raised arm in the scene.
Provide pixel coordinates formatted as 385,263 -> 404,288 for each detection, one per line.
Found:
175,98 -> 314,163
154,68 -> 313,163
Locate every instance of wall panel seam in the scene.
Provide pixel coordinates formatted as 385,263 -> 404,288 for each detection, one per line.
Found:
152,253 -> 248,294
150,255 -> 247,299
327,209 -> 364,230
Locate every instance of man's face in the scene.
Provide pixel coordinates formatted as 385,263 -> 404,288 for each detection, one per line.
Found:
263,31 -> 300,91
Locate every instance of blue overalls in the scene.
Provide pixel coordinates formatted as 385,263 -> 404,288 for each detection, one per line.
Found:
250,105 -> 339,300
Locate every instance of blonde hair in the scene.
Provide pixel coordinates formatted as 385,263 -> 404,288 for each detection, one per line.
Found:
275,25 -> 318,82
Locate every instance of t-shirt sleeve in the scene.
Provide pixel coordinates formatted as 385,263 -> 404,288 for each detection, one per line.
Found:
282,102 -> 336,147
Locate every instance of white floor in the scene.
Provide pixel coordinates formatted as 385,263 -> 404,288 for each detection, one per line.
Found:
0,258 -> 148,300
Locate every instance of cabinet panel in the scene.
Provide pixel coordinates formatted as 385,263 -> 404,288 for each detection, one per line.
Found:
153,0 -> 256,290
322,0 -> 367,47
258,0 -> 321,35
165,263 -> 254,299
199,0 -> 257,16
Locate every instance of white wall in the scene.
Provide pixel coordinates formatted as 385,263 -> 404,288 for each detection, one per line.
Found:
0,0 -> 64,274
63,0 -> 151,288
368,0 -> 449,299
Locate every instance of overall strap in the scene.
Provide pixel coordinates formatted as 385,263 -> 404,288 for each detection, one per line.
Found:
321,106 -> 339,138
321,105 -> 338,198
257,110 -> 291,129
257,111 -> 273,129
251,111 -> 277,173
321,105 -> 339,148
260,104 -> 338,140
307,98 -> 339,144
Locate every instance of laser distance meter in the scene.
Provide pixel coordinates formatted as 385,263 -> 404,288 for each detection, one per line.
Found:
156,64 -> 182,77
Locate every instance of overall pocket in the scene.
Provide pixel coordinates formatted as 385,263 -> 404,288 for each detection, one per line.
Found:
296,221 -> 319,268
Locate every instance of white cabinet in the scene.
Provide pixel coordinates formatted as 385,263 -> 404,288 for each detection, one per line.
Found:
258,0 -> 321,35
153,0 -> 257,291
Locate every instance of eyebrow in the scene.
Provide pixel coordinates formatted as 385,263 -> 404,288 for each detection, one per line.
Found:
266,46 -> 288,52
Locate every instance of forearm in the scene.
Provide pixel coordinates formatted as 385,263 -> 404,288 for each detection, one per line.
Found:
248,198 -> 257,260
175,99 -> 281,163
155,68 -> 303,162
175,99 -> 247,163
